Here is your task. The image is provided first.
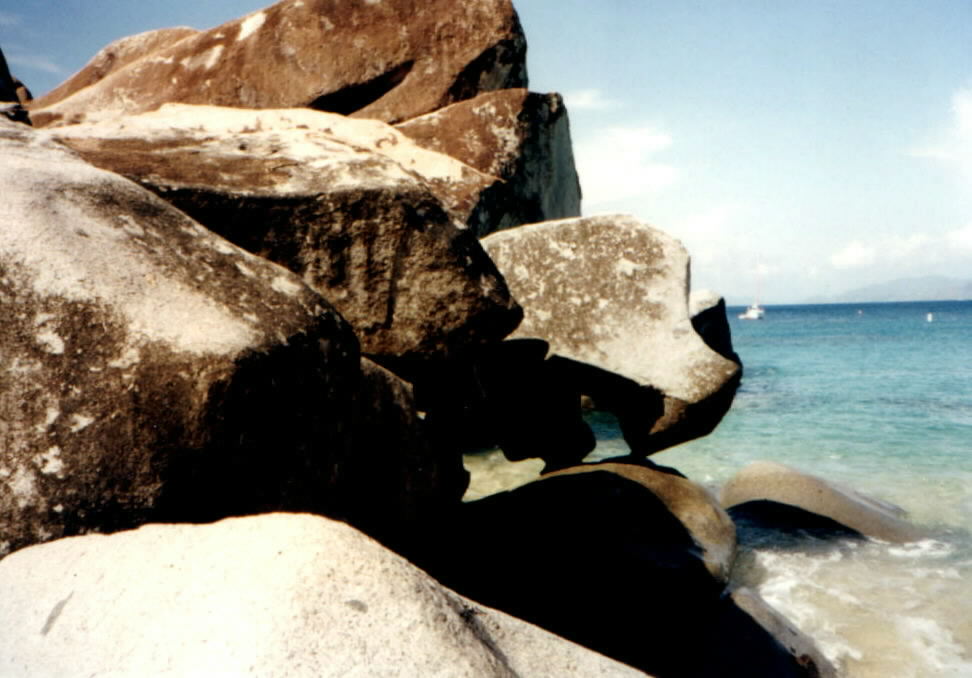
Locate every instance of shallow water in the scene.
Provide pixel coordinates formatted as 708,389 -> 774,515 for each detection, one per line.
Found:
466,301 -> 972,676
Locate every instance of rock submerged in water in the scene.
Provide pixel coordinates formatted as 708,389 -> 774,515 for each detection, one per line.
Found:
0,513 -> 646,678
721,460 -> 924,542
28,0 -> 528,127
482,214 -> 742,456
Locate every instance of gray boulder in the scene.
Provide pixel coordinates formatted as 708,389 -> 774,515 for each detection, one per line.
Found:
720,461 -> 924,542
48,105 -> 520,361
0,119 -> 359,555
0,513 -> 647,677
397,88 -> 582,236
482,214 -> 741,455
29,0 -> 528,128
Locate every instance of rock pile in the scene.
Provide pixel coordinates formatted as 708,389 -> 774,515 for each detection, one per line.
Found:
0,2 -> 837,675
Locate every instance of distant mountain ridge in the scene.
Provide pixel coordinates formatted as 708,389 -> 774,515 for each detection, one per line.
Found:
807,276 -> 972,304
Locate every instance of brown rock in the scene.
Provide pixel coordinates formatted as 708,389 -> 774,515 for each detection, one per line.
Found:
48,105 -> 521,361
397,89 -> 581,236
0,119 -> 360,555
35,27 -> 199,110
482,215 -> 741,456
29,0 -> 527,128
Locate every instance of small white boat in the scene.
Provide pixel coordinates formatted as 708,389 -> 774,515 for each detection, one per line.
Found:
738,303 -> 765,320
927,312 -> 934,323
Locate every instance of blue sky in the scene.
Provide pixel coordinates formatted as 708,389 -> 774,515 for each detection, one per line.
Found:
3,1 -> 971,303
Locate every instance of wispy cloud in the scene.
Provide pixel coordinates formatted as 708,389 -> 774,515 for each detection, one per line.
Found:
0,11 -> 21,27
574,124 -> 679,206
563,88 -> 621,112
830,241 -> 877,270
911,85 -> 972,187
6,52 -> 65,76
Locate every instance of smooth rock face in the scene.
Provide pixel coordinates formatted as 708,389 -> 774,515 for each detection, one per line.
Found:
547,462 -> 736,582
482,215 -> 741,454
720,461 -> 924,542
32,27 -> 200,109
414,466 -> 819,678
397,88 -> 582,236
48,105 -> 520,360
29,0 -> 528,127
0,513 -> 646,678
0,119 -> 359,555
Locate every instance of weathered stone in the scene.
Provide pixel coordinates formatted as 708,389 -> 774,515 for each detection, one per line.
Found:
546,462 -> 736,582
0,46 -> 30,124
29,0 -> 528,128
720,461 -> 925,542
48,105 -> 520,361
411,465 -> 819,677
731,587 -> 838,678
32,27 -> 200,110
397,89 -> 581,236
0,119 -> 359,555
0,513 -> 647,677
689,289 -> 741,366
482,215 -> 741,455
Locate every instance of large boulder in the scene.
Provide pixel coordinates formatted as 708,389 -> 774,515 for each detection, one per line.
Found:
720,461 -> 925,543
0,513 -> 646,677
0,119 -> 360,555
689,289 -> 741,366
411,464 -> 822,678
397,89 -> 582,236
482,215 -> 741,456
47,104 -> 521,361
31,27 -> 200,109
29,0 -> 528,128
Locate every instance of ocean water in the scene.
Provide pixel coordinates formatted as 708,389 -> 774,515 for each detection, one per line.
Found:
465,300 -> 972,677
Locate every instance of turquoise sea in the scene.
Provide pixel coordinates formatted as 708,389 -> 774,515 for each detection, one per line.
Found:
466,300 -> 972,677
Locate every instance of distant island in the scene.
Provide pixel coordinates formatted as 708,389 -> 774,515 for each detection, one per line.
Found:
806,275 -> 972,304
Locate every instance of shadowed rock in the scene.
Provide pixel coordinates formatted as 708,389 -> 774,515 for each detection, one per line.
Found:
397,88 -> 581,236
47,105 -> 521,361
409,465 -> 821,678
0,46 -> 30,124
690,289 -> 741,366
0,514 -> 647,677
0,119 -> 360,555
29,0 -> 528,127
482,215 -> 741,456
720,461 -> 925,543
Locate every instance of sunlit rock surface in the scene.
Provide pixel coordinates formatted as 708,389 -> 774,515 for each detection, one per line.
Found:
397,88 -> 581,236
482,214 -> 741,455
0,513 -> 647,678
29,0 -> 528,127
48,104 -> 521,360
0,119 -> 359,554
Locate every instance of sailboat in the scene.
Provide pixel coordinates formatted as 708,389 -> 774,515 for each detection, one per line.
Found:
738,302 -> 765,320
738,265 -> 766,319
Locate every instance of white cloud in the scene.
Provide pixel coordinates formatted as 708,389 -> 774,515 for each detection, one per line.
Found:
912,85 -> 972,188
946,223 -> 972,252
6,52 -> 65,76
0,12 -> 20,27
830,241 -> 877,269
563,88 -> 621,112
574,124 -> 679,206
